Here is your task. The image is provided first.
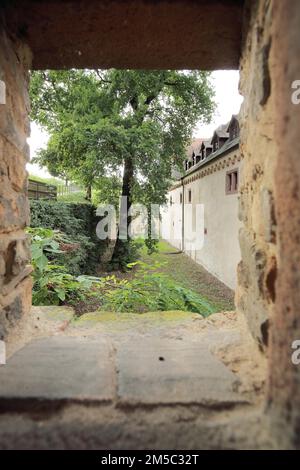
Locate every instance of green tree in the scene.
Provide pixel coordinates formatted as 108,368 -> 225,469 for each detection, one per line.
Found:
30,69 -> 215,266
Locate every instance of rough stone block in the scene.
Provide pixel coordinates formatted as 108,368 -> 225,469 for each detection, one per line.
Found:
0,276 -> 32,340
0,336 -> 115,402
117,338 -> 242,406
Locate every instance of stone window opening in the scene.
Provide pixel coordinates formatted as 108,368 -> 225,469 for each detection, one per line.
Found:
1,0 -> 300,451
226,169 -> 238,194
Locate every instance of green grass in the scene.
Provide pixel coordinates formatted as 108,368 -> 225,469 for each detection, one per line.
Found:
140,239 -> 235,312
29,174 -> 63,187
58,191 -> 89,204
29,175 -> 88,204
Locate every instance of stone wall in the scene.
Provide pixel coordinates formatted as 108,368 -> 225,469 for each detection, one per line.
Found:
237,0 -> 277,350
269,0 -> 300,449
0,21 -> 32,340
1,0 -> 300,449
238,0 -> 300,447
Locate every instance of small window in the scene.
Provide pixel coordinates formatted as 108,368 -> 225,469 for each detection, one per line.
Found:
170,195 -> 173,206
188,189 -> 192,203
180,192 -> 183,204
226,169 -> 239,194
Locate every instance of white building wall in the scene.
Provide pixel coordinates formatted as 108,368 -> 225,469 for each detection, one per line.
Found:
161,152 -> 243,290
161,189 -> 183,251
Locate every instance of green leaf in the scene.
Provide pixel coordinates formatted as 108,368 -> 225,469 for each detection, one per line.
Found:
35,254 -> 49,271
54,288 -> 66,302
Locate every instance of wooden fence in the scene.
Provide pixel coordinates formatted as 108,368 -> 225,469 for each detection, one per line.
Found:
28,179 -> 57,200
57,184 -> 81,197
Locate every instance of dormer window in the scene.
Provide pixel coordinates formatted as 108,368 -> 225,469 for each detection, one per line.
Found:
206,147 -> 212,158
228,116 -> 240,141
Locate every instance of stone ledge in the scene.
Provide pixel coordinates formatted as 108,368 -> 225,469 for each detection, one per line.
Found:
0,336 -> 115,403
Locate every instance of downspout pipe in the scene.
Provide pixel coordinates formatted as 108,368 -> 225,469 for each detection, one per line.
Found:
181,177 -> 184,252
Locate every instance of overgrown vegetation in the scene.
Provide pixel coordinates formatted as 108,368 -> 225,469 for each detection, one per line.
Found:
141,240 -> 235,311
28,174 -> 63,186
28,69 -> 222,314
30,69 -> 215,266
102,261 -> 217,316
28,227 -> 100,306
30,200 -> 103,275
58,191 -> 89,204
28,228 -> 217,317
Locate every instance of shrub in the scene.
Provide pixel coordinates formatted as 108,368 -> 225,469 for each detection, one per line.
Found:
30,200 -> 104,275
28,227 -> 102,306
108,239 -> 144,271
28,229 -> 215,317
102,261 -> 217,317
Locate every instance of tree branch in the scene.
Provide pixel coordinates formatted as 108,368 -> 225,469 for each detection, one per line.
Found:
95,69 -> 112,84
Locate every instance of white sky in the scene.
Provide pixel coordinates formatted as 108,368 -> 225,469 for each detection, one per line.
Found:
27,70 -> 243,178
193,70 -> 243,138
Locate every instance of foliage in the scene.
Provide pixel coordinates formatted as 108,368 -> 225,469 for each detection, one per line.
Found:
58,191 -> 89,204
28,227 -> 101,306
92,175 -> 122,210
30,200 -> 103,275
29,174 -> 63,187
30,70 -> 215,178
108,239 -> 144,271
102,261 -> 216,316
140,239 -> 235,311
30,69 -> 215,265
28,228 -> 215,317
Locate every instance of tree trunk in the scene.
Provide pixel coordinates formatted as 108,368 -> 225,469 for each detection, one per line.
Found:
110,156 -> 134,268
85,184 -> 92,202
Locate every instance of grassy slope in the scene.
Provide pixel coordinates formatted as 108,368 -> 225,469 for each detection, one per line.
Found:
28,174 -> 63,186
140,240 -> 235,312
57,191 -> 89,204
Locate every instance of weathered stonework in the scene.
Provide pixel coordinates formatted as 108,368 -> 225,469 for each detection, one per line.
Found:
238,0 -> 300,448
0,21 -> 32,340
4,0 -> 244,70
0,0 -> 299,449
237,0 -> 278,350
268,0 -> 300,449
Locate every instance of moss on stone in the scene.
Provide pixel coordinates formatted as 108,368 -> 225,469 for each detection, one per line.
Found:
31,306 -> 74,322
72,310 -> 200,328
